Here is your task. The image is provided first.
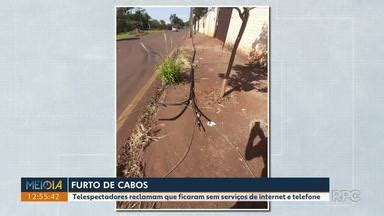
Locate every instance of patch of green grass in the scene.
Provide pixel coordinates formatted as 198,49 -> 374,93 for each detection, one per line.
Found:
146,29 -> 165,34
116,32 -> 137,40
156,56 -> 182,85
116,29 -> 165,40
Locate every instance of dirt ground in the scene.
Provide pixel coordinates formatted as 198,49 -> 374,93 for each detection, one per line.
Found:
141,34 -> 269,209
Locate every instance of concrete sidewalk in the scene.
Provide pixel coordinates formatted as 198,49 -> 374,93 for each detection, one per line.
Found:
142,34 -> 268,208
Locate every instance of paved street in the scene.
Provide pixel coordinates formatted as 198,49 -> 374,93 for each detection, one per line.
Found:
116,30 -> 187,154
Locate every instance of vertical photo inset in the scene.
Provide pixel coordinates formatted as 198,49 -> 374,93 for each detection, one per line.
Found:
116,6 -> 269,210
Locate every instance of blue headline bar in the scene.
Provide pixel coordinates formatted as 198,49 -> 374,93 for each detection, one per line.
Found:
21,177 -> 329,193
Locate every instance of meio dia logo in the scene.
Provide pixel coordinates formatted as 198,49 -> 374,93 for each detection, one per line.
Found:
22,178 -> 66,192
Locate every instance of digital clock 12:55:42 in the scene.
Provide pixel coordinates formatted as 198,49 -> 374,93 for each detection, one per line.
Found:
21,192 -> 68,202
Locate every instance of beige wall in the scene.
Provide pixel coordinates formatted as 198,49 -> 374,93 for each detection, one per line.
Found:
224,7 -> 269,56
197,8 -> 218,37
196,7 -> 269,57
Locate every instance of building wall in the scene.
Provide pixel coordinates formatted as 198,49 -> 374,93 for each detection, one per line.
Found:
224,7 -> 269,57
197,8 -> 218,37
196,7 -> 269,57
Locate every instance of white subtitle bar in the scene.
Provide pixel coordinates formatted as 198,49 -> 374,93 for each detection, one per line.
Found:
68,192 -> 329,202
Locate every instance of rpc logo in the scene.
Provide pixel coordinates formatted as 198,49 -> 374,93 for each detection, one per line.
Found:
331,189 -> 361,202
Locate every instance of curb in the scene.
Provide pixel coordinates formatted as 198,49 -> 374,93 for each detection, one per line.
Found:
117,37 -> 140,41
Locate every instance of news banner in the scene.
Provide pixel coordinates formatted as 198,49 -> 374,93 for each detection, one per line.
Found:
21,178 -> 329,202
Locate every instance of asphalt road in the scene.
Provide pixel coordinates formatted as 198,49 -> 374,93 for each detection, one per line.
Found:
116,30 -> 187,154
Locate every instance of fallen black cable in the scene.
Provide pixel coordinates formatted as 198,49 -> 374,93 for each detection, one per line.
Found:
150,36 -> 257,209
158,36 -> 211,178
163,118 -> 197,177
157,36 -> 212,130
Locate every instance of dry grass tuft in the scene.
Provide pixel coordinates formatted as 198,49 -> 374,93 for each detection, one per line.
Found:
116,88 -> 163,209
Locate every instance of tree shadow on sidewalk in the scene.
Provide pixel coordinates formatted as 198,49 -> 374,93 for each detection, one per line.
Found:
218,63 -> 267,97
231,121 -> 268,209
